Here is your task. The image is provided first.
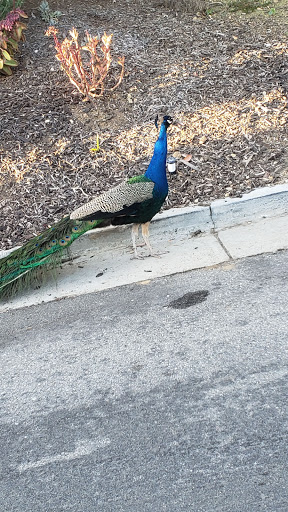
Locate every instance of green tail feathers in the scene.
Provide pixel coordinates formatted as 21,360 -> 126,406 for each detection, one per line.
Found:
0,216 -> 102,299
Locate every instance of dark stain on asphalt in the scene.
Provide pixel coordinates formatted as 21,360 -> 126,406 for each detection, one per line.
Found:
167,290 -> 209,309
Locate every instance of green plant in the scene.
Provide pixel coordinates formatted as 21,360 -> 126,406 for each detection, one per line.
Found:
90,134 -> 100,153
39,0 -> 62,25
46,26 -> 125,100
0,0 -> 23,21
0,7 -> 27,76
228,0 -> 270,13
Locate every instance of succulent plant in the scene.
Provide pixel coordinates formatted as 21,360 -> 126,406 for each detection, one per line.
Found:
0,7 -> 27,76
39,0 -> 62,25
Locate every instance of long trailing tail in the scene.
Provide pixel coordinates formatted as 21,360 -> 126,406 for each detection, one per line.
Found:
0,216 -> 102,299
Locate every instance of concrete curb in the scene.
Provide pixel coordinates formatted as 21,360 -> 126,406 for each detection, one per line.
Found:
68,183 -> 288,253
210,183 -> 288,230
1,183 -> 288,311
1,183 -> 288,259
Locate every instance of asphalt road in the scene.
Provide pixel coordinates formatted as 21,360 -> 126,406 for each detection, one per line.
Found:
1,250 -> 288,511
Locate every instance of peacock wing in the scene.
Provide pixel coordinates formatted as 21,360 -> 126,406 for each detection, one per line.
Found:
70,176 -> 155,221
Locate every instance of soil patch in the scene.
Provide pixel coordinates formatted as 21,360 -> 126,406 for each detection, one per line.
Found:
0,0 -> 288,249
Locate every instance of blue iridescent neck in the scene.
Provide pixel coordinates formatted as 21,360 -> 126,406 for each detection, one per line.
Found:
144,123 -> 168,196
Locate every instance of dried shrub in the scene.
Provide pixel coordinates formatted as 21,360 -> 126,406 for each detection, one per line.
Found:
162,0 -> 208,13
46,26 -> 125,100
0,7 -> 27,76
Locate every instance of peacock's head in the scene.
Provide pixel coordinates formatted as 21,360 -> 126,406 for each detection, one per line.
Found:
155,114 -> 173,130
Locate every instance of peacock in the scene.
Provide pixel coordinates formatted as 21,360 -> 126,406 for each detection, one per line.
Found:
0,114 -> 173,299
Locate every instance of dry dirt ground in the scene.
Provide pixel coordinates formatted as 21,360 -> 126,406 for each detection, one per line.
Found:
0,0 -> 288,249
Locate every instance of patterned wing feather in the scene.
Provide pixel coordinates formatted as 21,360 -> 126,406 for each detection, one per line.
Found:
70,178 -> 155,221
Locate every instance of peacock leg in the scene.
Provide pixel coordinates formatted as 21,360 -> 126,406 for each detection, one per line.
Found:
141,221 -> 168,257
141,222 -> 153,256
131,223 -> 143,259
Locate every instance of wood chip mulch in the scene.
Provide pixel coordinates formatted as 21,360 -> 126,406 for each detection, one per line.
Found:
0,0 -> 288,249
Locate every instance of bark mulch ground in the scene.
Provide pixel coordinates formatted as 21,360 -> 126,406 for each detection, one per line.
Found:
0,0 -> 288,249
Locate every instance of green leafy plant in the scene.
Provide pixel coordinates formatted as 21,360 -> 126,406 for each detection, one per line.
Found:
0,0 -> 23,21
0,7 -> 27,75
39,0 -> 62,25
46,26 -> 125,100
